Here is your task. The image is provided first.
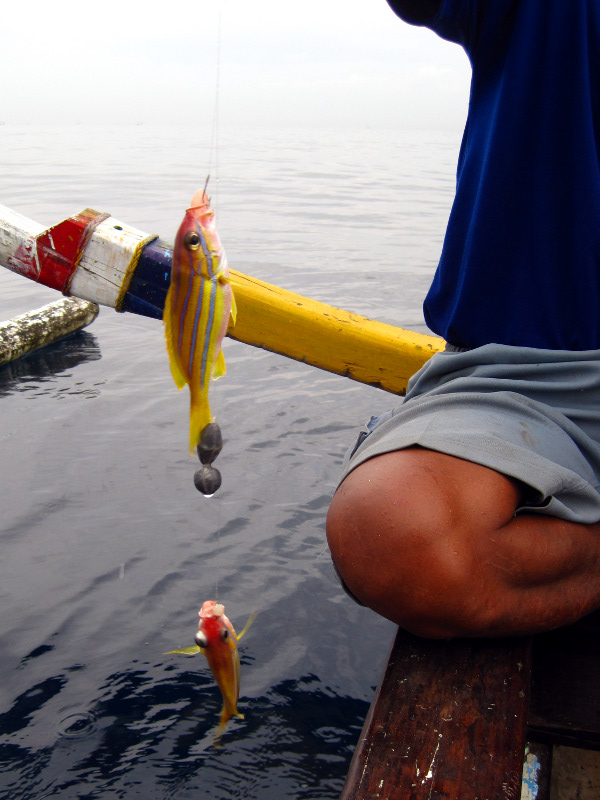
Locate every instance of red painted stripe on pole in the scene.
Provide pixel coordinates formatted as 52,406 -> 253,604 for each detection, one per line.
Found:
9,208 -> 109,292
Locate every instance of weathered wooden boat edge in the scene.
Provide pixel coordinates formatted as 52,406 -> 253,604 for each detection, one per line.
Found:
340,612 -> 600,800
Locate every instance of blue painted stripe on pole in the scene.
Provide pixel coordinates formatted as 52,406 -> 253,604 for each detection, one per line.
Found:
120,238 -> 172,319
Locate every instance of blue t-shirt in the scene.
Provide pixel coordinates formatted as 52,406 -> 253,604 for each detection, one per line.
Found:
391,0 -> 600,350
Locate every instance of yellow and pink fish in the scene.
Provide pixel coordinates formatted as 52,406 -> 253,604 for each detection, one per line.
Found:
166,600 -> 254,743
163,189 -> 236,454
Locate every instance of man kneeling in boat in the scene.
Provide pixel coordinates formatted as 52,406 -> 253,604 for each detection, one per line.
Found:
326,0 -> 600,638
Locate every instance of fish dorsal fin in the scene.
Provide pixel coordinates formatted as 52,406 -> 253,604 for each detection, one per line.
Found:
236,611 -> 257,641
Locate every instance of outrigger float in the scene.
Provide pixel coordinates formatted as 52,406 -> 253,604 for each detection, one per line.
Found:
1,203 -> 599,799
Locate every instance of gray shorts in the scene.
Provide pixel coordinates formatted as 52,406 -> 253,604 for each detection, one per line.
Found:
341,343 -> 600,524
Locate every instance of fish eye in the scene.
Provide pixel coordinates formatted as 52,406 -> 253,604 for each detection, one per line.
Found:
220,629 -> 229,641
195,631 -> 208,648
184,231 -> 201,251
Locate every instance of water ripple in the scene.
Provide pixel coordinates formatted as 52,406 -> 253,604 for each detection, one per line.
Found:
57,711 -> 96,740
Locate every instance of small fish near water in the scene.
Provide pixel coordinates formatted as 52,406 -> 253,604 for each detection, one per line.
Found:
163,189 -> 237,470
166,600 -> 255,743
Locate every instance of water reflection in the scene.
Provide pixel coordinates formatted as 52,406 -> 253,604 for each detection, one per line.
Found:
0,123 -> 453,799
0,665 -> 367,800
0,331 -> 102,398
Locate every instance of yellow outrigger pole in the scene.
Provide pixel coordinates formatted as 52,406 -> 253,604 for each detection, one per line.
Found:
0,203 -> 444,391
228,271 -> 444,396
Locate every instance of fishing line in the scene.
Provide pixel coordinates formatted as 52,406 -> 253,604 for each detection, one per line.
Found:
211,1 -> 224,604
207,2 -> 223,213
214,499 -> 221,602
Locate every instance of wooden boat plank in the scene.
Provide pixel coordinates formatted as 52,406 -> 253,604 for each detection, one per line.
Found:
528,610 -> 600,750
340,627 -> 531,800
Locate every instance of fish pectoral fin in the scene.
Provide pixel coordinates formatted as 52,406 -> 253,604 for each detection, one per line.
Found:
212,349 -> 226,380
164,646 -> 202,655
236,611 -> 257,642
230,289 -> 237,326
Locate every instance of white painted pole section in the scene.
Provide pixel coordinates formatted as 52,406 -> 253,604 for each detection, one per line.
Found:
0,204 -> 44,267
0,204 -> 152,309
0,297 -> 99,365
69,217 -> 153,307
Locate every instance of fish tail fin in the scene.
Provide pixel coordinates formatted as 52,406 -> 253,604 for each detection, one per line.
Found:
211,706 -> 244,747
212,729 -> 224,748
217,706 -> 243,731
164,286 -> 187,389
189,392 -> 212,454
212,721 -> 228,748
219,707 -> 244,726
212,349 -> 226,380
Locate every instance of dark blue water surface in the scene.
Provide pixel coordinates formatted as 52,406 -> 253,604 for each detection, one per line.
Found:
0,124 -> 458,799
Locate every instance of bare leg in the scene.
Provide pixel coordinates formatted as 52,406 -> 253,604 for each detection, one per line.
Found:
326,448 -> 600,638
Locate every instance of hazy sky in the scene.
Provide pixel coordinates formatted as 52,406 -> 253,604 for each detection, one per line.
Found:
2,1 -> 471,130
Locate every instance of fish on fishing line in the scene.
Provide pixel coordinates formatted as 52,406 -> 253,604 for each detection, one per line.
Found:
163,185 -> 236,493
165,600 -> 255,744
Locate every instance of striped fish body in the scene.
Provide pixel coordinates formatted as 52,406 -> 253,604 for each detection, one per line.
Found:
165,600 -> 255,745
197,601 -> 244,735
164,190 -> 236,454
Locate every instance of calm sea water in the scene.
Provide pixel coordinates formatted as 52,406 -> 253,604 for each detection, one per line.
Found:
0,124 -> 459,799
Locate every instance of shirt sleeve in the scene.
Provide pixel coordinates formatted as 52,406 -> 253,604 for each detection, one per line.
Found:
385,1 -> 442,25
429,0 -> 477,48
388,0 -> 519,57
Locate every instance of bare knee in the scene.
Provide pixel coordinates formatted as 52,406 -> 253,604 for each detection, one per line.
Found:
327,466 -> 475,637
326,449 -> 521,638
